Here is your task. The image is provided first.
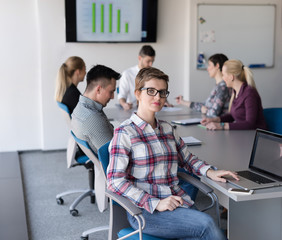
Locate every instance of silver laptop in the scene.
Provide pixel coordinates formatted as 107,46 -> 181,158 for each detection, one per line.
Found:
224,129 -> 282,190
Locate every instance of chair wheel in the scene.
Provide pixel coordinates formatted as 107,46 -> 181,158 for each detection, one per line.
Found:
56,197 -> 64,205
81,236 -> 88,240
70,209 -> 79,216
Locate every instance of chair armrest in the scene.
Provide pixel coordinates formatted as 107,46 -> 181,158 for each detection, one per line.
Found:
177,172 -> 213,195
105,189 -> 142,216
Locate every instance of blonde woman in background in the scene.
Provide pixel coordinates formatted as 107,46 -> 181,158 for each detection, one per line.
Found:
55,56 -> 86,114
201,59 -> 266,130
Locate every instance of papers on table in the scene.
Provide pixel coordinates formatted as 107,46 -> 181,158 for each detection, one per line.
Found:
171,118 -> 202,125
161,107 -> 182,112
182,136 -> 202,146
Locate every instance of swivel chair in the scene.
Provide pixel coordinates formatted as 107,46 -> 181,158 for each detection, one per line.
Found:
70,131 -> 109,240
263,108 -> 282,135
99,142 -> 221,240
56,101 -> 95,216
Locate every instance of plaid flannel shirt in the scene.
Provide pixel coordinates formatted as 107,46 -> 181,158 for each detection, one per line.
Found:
107,113 -> 212,213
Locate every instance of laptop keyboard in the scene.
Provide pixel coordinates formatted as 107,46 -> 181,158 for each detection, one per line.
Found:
237,171 -> 275,184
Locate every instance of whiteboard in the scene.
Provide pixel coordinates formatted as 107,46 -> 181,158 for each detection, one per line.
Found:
197,4 -> 275,68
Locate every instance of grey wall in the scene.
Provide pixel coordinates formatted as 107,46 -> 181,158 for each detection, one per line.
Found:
189,0 -> 282,108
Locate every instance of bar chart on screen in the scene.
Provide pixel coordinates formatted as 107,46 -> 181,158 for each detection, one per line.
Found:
76,0 -> 142,42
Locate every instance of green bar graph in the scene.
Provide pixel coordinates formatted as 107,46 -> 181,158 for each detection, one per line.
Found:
101,4 -> 104,33
91,4 -> 129,34
125,22 -> 129,33
117,9 -> 121,33
92,3 -> 96,32
109,4 -> 113,33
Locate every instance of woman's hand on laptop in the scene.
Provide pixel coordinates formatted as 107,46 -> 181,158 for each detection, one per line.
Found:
207,169 -> 239,182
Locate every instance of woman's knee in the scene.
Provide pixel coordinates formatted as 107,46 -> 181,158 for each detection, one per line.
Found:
200,213 -> 215,229
199,214 -> 224,240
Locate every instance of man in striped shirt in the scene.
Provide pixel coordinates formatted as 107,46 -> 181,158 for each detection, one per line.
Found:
71,64 -> 121,154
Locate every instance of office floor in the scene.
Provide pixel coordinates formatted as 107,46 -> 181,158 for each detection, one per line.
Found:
20,150 -> 226,240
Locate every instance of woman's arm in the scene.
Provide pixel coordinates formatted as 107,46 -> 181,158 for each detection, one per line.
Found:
205,84 -> 230,117
228,90 -> 260,130
174,129 -> 211,176
175,95 -> 191,107
190,101 -> 204,112
220,113 -> 234,123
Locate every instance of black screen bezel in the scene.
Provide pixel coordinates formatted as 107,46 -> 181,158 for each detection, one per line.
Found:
65,0 -> 158,43
249,129 -> 282,181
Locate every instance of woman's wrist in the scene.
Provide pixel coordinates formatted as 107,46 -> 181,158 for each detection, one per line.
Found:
184,100 -> 191,108
215,117 -> 221,122
220,122 -> 229,130
220,122 -> 225,130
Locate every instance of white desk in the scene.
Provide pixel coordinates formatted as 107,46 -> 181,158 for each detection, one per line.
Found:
175,125 -> 282,240
104,106 -> 282,240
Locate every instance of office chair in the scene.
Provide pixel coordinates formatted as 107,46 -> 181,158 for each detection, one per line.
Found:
263,108 -> 282,135
70,131 -> 109,240
56,101 -> 95,216
99,141 -> 221,240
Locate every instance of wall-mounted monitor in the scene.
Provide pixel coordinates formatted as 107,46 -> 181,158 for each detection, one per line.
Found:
65,0 -> 158,43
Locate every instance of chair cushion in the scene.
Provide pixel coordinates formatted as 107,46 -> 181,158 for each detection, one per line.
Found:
76,155 -> 89,164
118,227 -> 170,240
98,141 -> 111,174
263,108 -> 282,134
57,101 -> 71,117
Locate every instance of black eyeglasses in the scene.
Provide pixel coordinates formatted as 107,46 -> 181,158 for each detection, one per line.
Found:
140,87 -> 170,98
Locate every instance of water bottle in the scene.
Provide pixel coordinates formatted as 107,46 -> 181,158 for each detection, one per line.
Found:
197,52 -> 206,68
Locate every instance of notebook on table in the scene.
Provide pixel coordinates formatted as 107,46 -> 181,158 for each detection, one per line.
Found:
223,129 -> 282,190
171,118 -> 202,125
182,136 -> 202,146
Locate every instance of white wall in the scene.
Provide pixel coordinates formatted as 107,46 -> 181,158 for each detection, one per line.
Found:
0,0 -> 41,151
1,0 -> 281,152
38,0 -> 190,150
189,0 -> 282,108
0,0 -> 190,151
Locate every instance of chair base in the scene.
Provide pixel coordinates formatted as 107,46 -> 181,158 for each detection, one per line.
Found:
56,189 -> 95,216
81,225 -> 109,240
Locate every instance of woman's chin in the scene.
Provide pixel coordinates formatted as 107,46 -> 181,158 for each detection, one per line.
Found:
150,105 -> 163,112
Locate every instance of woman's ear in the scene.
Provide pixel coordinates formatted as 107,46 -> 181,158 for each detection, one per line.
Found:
74,69 -> 80,76
135,89 -> 141,101
231,75 -> 235,82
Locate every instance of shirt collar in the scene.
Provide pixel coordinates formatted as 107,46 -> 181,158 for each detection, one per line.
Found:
80,95 -> 103,111
218,80 -> 226,86
130,113 -> 160,131
135,65 -> 141,71
233,82 -> 247,98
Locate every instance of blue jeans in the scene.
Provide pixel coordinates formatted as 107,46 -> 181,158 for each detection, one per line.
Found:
127,207 -> 225,240
178,168 -> 199,201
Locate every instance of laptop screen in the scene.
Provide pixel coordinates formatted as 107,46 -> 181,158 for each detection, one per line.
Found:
249,130 -> 282,180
